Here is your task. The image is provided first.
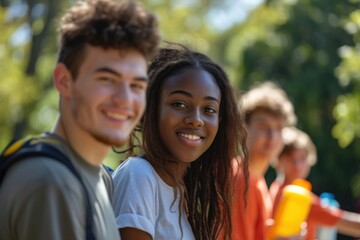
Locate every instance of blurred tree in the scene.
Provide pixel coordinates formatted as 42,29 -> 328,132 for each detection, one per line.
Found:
0,0 -> 71,149
0,6 -> 41,148
214,0 -> 296,85
333,8 -> 360,148
13,0 -> 61,138
219,1 -> 360,239
0,0 -> 237,169
2,3 -> 360,235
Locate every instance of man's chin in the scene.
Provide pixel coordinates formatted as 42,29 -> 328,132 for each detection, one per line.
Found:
93,133 -> 129,148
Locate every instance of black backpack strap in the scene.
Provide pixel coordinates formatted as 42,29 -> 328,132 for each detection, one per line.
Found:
0,138 -> 96,240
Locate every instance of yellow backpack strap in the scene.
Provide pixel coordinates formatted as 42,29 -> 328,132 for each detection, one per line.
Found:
0,135 -> 96,240
2,137 -> 32,157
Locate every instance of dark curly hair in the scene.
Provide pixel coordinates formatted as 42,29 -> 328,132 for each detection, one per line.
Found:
57,0 -> 160,78
128,43 -> 249,240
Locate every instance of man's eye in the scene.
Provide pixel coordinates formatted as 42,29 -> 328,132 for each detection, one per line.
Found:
130,83 -> 146,90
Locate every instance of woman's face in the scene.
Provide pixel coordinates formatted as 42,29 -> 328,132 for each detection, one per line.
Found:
158,68 -> 221,166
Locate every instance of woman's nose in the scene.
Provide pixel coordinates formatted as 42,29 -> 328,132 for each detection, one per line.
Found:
184,108 -> 204,127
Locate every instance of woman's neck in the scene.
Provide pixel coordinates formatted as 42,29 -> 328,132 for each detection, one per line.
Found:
151,160 -> 189,187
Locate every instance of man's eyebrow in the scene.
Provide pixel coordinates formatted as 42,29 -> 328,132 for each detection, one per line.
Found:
169,90 -> 219,103
94,67 -> 148,81
95,67 -> 121,76
134,76 -> 149,82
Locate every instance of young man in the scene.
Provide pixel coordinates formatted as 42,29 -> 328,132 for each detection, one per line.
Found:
0,0 -> 160,239
270,126 -> 360,240
230,81 -> 297,240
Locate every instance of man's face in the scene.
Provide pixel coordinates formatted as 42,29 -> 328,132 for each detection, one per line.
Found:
66,45 -> 147,147
246,110 -> 284,165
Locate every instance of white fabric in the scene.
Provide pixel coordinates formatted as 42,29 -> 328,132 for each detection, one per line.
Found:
112,157 -> 195,240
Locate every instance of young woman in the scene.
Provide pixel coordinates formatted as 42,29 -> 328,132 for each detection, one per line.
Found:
112,44 -> 249,240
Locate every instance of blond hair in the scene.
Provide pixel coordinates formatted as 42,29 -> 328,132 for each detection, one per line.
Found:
278,127 -> 317,166
240,81 -> 297,126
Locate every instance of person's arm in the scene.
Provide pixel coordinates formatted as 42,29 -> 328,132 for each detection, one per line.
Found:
336,210 -> 360,237
307,194 -> 360,238
112,158 -> 157,240
120,227 -> 152,240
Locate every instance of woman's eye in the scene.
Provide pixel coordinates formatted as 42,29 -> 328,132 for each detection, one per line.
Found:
172,102 -> 186,109
204,107 -> 217,113
98,77 -> 114,83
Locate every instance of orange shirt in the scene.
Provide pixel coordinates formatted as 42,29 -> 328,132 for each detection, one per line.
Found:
269,180 -> 343,240
230,160 -> 272,240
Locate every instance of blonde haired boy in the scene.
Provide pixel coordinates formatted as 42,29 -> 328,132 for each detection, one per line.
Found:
230,81 -> 297,240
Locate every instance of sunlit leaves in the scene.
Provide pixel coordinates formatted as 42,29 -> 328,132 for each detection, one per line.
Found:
333,93 -> 360,148
0,7 -> 41,147
345,9 -> 360,36
145,1 -> 215,53
333,9 -> 360,147
336,45 -> 360,87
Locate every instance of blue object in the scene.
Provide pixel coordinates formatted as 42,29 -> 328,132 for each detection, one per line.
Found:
318,192 -> 339,240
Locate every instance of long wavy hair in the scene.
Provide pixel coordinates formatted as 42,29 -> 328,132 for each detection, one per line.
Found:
127,43 -> 249,240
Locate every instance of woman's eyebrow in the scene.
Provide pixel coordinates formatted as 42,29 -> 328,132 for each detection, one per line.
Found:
168,90 -> 219,103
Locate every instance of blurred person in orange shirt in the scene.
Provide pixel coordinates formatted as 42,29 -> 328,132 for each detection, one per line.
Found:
229,82 -> 300,240
270,126 -> 360,240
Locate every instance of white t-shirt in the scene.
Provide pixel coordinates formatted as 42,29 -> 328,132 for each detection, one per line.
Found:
112,157 -> 195,240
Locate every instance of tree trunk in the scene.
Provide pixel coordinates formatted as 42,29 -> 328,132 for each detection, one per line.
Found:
12,0 -> 60,139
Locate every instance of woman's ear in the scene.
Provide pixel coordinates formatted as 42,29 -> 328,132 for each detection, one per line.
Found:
53,63 -> 72,98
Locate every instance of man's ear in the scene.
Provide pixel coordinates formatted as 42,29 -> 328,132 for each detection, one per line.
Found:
53,63 -> 72,98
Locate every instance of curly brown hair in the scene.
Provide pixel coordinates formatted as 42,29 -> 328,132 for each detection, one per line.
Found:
128,43 -> 249,240
57,0 -> 160,78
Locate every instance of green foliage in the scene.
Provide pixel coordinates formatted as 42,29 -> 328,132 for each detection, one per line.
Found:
333,9 -> 360,148
143,0 -> 217,54
2,2 -> 360,230
219,0 -> 360,223
0,8 -> 42,147
333,92 -> 360,148
215,2 -> 295,85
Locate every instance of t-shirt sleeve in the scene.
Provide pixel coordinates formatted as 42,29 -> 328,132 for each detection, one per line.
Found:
0,158 -> 86,240
307,194 -> 343,226
112,158 -> 158,238
101,164 -> 114,201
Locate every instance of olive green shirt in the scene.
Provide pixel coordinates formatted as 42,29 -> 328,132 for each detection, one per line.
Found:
0,133 -> 120,240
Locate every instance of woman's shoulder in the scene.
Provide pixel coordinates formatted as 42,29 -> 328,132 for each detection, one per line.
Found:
113,156 -> 157,180
120,156 -> 153,170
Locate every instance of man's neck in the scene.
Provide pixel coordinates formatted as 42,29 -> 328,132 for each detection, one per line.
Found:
249,157 -> 269,178
52,119 -> 109,167
284,177 -> 296,185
